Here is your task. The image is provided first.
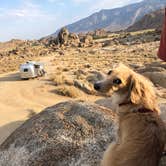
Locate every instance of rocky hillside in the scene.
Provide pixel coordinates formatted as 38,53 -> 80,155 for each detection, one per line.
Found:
53,0 -> 166,35
0,39 -> 52,73
127,8 -> 165,32
0,28 -> 162,74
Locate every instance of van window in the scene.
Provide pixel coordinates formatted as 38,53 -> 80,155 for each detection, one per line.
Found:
24,68 -> 28,72
34,64 -> 40,69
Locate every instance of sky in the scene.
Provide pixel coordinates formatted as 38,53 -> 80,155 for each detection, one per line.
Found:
0,0 -> 143,41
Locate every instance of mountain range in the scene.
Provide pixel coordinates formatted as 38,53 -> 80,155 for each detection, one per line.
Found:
53,0 -> 166,35
127,8 -> 165,31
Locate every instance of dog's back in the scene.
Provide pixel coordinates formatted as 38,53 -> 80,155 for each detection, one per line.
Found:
102,110 -> 166,166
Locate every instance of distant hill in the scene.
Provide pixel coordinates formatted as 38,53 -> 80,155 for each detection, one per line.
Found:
127,9 -> 165,31
52,0 -> 166,35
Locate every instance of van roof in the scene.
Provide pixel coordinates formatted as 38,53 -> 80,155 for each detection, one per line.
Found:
20,63 -> 34,68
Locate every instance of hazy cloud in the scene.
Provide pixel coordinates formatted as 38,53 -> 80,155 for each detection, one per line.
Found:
0,1 -> 57,20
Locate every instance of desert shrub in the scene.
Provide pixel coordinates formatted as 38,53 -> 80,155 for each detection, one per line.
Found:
50,74 -> 73,86
93,35 -> 108,40
74,80 -> 95,95
73,69 -> 86,80
54,85 -> 84,98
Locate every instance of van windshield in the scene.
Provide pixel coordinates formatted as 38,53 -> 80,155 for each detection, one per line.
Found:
34,64 -> 40,69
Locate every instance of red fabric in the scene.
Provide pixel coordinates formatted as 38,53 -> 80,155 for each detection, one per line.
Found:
158,8 -> 166,61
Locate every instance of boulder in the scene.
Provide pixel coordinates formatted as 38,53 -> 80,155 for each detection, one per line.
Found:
57,27 -> 69,46
143,71 -> 166,88
0,101 -> 115,166
73,80 -> 94,95
80,35 -> 93,47
47,27 -> 80,47
137,67 -> 166,73
94,29 -> 107,37
84,35 -> 93,45
68,33 -> 80,47
86,71 -> 105,84
136,62 -> 166,88
95,98 -> 116,111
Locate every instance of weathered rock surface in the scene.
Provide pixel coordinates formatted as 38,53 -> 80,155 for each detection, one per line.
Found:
0,101 -> 115,166
57,27 -> 70,46
68,33 -> 80,47
79,34 -> 93,47
136,62 -> 166,88
95,98 -> 116,111
143,71 -> 166,88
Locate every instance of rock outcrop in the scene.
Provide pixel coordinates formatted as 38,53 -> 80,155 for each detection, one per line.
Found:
43,28 -> 87,47
0,101 -> 115,166
68,33 -> 80,47
136,62 -> 166,88
57,27 -> 70,46
79,34 -> 93,47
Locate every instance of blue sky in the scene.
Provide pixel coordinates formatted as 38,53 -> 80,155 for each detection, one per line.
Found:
0,0 -> 143,41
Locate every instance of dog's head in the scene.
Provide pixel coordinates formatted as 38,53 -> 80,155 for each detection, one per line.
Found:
94,64 -> 132,93
94,63 -> 159,113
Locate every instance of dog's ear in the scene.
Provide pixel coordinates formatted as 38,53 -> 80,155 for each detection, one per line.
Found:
128,75 -> 143,105
128,74 -> 159,113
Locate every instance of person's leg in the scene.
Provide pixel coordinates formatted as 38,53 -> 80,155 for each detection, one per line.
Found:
158,8 -> 166,62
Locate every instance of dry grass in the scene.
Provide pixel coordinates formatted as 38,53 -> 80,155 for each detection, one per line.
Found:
50,73 -> 73,86
54,85 -> 85,98
49,30 -> 161,99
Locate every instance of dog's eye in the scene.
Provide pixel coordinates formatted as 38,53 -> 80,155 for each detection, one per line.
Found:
107,70 -> 112,75
113,78 -> 122,85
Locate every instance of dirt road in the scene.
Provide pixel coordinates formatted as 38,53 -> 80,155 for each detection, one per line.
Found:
0,56 -> 70,144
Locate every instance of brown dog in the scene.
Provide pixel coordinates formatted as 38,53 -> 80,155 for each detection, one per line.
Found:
94,64 -> 166,166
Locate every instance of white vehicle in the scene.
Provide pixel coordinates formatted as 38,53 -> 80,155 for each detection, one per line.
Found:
19,61 -> 45,79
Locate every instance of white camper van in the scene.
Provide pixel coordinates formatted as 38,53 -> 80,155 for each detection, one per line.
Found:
20,61 -> 45,79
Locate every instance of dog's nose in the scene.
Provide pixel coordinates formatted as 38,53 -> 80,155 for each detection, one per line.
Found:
94,83 -> 101,91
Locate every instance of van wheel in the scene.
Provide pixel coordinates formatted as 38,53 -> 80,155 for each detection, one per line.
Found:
21,78 -> 29,80
37,71 -> 42,77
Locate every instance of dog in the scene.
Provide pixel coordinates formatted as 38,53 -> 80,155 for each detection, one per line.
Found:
94,63 -> 166,166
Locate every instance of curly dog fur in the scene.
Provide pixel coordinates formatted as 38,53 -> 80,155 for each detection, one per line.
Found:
94,63 -> 166,166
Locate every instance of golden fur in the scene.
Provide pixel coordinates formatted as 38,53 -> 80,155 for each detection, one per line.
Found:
94,63 -> 166,166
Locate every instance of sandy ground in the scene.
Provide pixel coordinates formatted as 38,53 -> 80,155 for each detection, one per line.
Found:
0,55 -> 102,145
0,56 -> 98,145
0,56 -> 63,144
